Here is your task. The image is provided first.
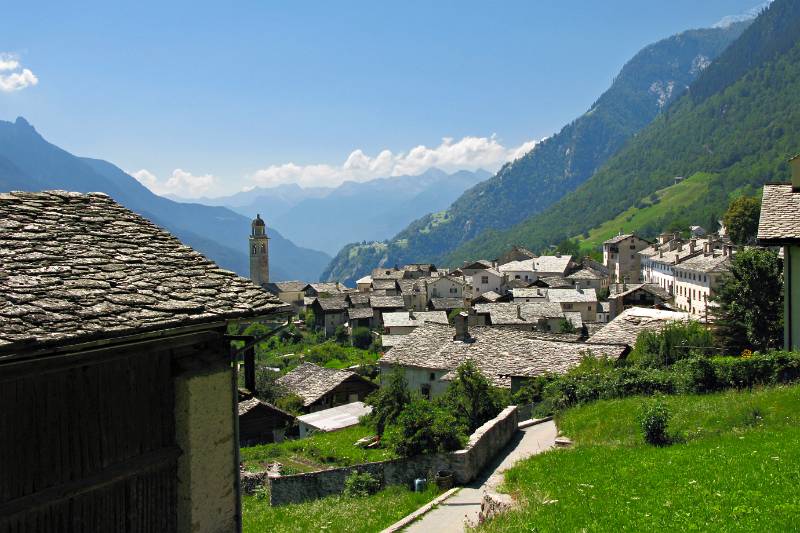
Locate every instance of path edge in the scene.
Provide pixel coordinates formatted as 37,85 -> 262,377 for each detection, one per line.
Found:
380,487 -> 460,533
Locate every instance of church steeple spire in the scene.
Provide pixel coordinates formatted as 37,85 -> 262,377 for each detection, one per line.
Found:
249,214 -> 269,286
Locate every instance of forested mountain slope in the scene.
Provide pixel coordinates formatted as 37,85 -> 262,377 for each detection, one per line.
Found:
322,21 -> 749,283
446,0 -> 800,264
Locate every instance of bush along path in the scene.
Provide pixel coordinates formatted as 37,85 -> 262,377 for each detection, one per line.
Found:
403,420 -> 557,533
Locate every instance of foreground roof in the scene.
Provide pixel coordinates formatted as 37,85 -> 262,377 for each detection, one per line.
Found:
382,323 -> 624,387
0,191 -> 288,355
586,307 -> 690,347
758,184 -> 800,243
276,362 -> 370,406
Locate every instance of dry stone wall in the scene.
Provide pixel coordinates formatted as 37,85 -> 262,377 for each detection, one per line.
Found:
255,406 -> 519,506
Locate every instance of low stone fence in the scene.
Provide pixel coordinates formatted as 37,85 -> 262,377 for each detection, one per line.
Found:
252,405 -> 519,506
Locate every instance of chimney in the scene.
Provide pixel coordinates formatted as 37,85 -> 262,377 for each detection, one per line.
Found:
673,231 -> 681,242
703,241 -> 710,254
689,239 -> 696,254
453,311 -> 470,342
517,305 -> 523,320
659,248 -> 664,258
677,242 -> 683,252
791,154 -> 800,192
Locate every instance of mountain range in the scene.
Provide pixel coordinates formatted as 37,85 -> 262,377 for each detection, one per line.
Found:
321,19 -> 752,285
0,118 -> 331,281
177,168 -> 490,256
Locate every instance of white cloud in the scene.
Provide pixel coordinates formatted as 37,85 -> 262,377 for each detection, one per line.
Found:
0,53 -> 38,92
132,168 -> 216,198
249,135 -> 540,188
713,1 -> 772,28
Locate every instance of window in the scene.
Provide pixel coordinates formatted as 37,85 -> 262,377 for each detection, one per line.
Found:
449,287 -> 458,294
429,372 -> 436,381
563,303 -> 573,310
420,383 -> 431,399
481,276 -> 489,284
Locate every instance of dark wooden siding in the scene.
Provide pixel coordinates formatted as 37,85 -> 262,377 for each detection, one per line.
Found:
0,344 -> 178,533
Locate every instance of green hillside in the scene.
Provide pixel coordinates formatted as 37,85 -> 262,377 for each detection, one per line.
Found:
447,0 -> 800,264
322,22 -> 748,283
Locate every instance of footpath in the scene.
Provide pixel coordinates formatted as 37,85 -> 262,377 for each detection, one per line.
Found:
403,420 -> 557,532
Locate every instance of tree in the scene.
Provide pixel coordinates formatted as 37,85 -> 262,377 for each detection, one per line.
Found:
559,318 -> 576,333
713,248 -> 783,354
304,308 -> 316,329
722,196 -> 761,245
629,321 -> 715,367
364,368 -> 411,435
439,360 -> 502,433
351,327 -> 372,350
384,398 -> 464,456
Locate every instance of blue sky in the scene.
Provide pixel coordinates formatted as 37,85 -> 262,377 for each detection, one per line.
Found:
1,1 -> 763,197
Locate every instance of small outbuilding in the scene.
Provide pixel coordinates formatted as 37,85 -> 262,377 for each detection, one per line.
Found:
277,362 -> 378,413
296,401 -> 373,437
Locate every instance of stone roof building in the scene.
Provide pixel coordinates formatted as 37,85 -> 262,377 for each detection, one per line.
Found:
586,307 -> 690,348
758,161 -> 800,349
380,320 -> 624,397
238,397 -> 296,446
0,191 -> 289,532
276,362 -> 378,412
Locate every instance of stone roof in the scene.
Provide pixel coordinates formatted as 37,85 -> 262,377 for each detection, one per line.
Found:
511,288 -> 548,299
276,363 -> 365,406
547,288 -> 598,303
567,268 -> 605,280
370,295 -> 405,309
347,307 -> 374,320
347,293 -> 371,306
0,191 -> 288,355
758,184 -> 800,242
506,278 -> 533,289
611,283 -> 671,301
371,268 -> 405,280
430,297 -> 464,310
603,233 -> 634,245
314,295 -> 349,312
538,276 -> 574,288
474,302 -> 564,325
238,397 -> 294,420
382,323 -> 625,387
463,260 -> 493,270
674,252 -> 731,274
498,258 -> 535,273
356,275 -> 372,285
271,280 -> 308,292
303,296 -> 317,306
397,279 -> 424,295
308,282 -> 343,295
586,307 -> 690,347
641,239 -> 710,265
426,275 -> 468,287
372,279 -> 398,291
383,310 -> 448,328
533,255 -> 572,274
475,291 -> 502,302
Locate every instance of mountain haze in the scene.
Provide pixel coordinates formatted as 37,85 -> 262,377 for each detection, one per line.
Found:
322,20 -> 750,283
0,118 -> 331,281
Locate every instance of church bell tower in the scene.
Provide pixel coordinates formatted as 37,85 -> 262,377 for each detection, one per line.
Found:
249,214 -> 269,286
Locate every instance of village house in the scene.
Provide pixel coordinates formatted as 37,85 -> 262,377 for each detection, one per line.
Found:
472,302 -> 568,332
310,295 -> 349,336
673,248 -> 734,320
566,267 -> 608,290
430,297 -> 466,312
603,233 -> 651,284
305,281 -> 346,298
532,255 -> 573,278
398,278 -> 428,311
264,280 -> 308,313
382,310 -> 449,335
586,307 -> 690,349
426,275 -> 469,300
607,282 -> 673,320
639,235 -> 718,295
402,263 -> 438,278
546,287 -> 599,322
380,315 -> 624,398
371,267 -> 406,281
276,363 -> 378,413
0,191 -> 290,532
356,274 -> 373,292
371,278 -> 400,294
347,306 -> 375,330
473,290 -> 512,304
461,259 -> 495,276
512,287 -> 549,303
758,157 -> 800,350
498,258 -> 538,282
238,396 -> 296,446
468,266 -> 505,297
535,276 -> 575,288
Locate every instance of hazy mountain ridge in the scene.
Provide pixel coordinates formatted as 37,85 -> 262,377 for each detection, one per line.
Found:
321,20 -> 750,282
0,118 -> 331,281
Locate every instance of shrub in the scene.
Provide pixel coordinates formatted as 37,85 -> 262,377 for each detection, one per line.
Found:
639,399 -> 671,446
276,394 -> 305,416
629,321 -> 715,367
352,327 -> 372,350
334,326 -> 349,345
385,398 -> 465,457
343,471 -> 381,497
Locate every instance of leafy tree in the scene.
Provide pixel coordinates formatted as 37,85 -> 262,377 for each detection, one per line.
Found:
447,308 -> 465,324
559,318 -> 577,333
384,398 -> 464,456
304,308 -> 316,329
254,368 -> 287,404
364,368 -> 411,435
713,248 -> 783,353
630,321 -> 716,367
439,360 -> 502,433
351,327 -> 372,350
275,393 -> 305,416
334,325 -> 349,345
723,196 -> 761,244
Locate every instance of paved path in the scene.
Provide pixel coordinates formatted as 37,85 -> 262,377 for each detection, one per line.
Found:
405,420 -> 557,533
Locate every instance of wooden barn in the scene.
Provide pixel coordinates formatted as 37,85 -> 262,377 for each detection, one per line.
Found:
238,396 -> 296,445
0,191 -> 289,533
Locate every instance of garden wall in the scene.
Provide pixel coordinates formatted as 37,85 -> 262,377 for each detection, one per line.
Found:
255,405 -> 519,506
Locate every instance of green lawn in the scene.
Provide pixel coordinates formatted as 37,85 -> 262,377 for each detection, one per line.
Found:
242,484 -> 440,533
240,424 -> 396,474
480,385 -> 800,532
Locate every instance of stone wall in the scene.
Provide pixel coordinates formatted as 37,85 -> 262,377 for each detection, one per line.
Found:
258,405 -> 519,506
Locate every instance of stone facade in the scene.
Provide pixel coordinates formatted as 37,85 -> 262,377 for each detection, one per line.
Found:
252,406 -> 520,506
